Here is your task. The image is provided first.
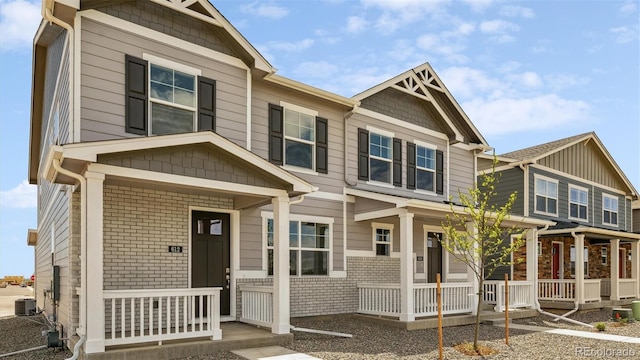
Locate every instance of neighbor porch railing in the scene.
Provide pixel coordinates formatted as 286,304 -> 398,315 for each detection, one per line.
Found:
357,282 -> 474,318
600,278 -> 637,299
537,279 -> 601,302
102,288 -> 222,347
601,278 -> 611,297
484,281 -> 534,311
239,285 -> 273,328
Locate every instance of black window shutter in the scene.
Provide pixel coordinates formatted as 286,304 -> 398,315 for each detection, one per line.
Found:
357,128 -> 369,180
393,138 -> 402,187
125,55 -> 148,135
407,143 -> 416,190
316,117 -> 328,174
436,150 -> 444,195
268,104 -> 284,165
197,76 -> 216,132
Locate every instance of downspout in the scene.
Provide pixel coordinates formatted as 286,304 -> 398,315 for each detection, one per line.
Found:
51,159 -> 88,349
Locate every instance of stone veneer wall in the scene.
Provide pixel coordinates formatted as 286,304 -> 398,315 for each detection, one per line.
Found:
236,256 -> 400,318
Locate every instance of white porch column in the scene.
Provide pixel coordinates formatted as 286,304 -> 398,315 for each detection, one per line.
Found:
632,241 -> 640,298
610,239 -> 620,301
525,229 -> 537,307
84,171 -> 105,353
399,211 -> 415,322
574,234 -> 585,305
466,222 -> 479,315
272,196 -> 290,334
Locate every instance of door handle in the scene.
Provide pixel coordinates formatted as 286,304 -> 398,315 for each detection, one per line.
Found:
225,274 -> 230,289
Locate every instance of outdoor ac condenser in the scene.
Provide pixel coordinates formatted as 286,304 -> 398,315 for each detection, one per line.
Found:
15,298 -> 36,316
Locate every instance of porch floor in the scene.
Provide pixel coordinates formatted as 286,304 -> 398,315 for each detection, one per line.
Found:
72,322 -> 292,360
355,309 -> 540,331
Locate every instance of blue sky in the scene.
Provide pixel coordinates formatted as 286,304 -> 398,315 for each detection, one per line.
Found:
0,0 -> 638,277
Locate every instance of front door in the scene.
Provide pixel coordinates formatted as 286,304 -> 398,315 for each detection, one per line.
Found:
191,211 -> 231,316
426,232 -> 443,283
552,243 -> 561,279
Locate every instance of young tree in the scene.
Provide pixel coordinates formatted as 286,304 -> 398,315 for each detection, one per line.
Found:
441,157 -> 525,353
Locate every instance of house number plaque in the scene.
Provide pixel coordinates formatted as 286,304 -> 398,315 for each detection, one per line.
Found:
168,246 -> 183,253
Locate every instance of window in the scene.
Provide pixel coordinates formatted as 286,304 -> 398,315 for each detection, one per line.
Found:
569,185 -> 588,221
535,176 -> 558,215
265,217 -> 331,276
570,245 -> 588,277
603,194 -> 618,225
125,54 -> 216,136
369,133 -> 393,183
416,145 -> 436,192
357,127 -> 402,186
373,223 -> 394,256
601,247 -> 607,265
537,241 -> 542,256
268,103 -> 328,173
407,141 -> 444,194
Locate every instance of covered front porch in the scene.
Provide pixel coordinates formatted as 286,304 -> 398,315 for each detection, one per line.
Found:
345,188 -> 553,322
536,226 -> 640,309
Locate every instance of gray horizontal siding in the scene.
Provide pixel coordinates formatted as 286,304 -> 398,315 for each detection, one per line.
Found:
489,167 -> 525,217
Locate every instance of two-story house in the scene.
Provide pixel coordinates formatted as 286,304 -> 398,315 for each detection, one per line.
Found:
27,0 -> 550,358
479,132 -> 640,310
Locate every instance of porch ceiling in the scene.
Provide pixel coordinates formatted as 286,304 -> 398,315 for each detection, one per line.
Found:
540,226 -> 640,242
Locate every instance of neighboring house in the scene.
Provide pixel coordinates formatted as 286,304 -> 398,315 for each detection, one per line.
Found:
479,132 -> 640,309
28,0 -> 549,357
633,200 -> 640,233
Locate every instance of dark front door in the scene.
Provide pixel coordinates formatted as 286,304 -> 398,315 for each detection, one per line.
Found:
552,243 -> 560,279
427,232 -> 443,283
191,211 -> 230,316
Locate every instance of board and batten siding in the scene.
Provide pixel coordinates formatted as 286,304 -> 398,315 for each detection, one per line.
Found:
490,167 -> 525,217
79,18 -> 248,146
249,81 -> 348,194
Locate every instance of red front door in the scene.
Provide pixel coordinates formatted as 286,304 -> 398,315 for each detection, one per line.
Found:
552,243 -> 560,279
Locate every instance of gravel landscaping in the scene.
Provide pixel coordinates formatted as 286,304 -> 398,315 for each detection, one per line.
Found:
3,310 -> 639,360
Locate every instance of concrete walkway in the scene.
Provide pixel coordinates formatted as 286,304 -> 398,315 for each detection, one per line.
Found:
232,346 -> 321,360
493,322 -> 640,344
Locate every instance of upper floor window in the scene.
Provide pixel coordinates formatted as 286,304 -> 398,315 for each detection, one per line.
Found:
268,103 -> 328,174
265,215 -> 331,276
407,140 -> 443,194
534,176 -> 558,216
568,185 -> 588,221
602,194 -> 618,225
358,127 -> 402,186
372,223 -> 394,256
125,54 -> 216,136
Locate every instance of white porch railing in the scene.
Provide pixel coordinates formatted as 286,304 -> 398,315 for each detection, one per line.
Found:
103,288 -> 222,347
584,279 -> 601,302
239,285 -> 273,327
619,279 -> 638,299
601,279 -> 611,297
483,282 -> 498,304
538,279 -> 575,301
357,283 -> 474,318
484,281 -> 534,311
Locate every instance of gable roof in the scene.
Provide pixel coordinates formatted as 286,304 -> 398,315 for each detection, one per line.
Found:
499,132 -> 638,198
352,62 -> 488,146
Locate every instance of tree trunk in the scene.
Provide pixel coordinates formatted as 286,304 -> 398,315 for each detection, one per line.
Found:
474,279 -> 483,352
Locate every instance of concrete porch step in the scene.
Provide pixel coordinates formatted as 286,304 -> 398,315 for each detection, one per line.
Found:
232,346 -> 320,360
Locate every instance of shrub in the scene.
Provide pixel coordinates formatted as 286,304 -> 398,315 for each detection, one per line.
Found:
595,323 -> 606,332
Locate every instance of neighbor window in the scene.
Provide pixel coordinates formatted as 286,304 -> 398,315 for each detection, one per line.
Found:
149,63 -> 196,135
603,194 -> 618,225
265,216 -> 331,276
416,145 -> 436,192
570,245 -> 588,277
601,247 -> 607,265
538,241 -> 542,256
569,185 -> 588,221
535,176 -> 558,215
373,223 -> 394,256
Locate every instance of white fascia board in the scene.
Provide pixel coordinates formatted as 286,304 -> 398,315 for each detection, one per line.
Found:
80,10 -> 248,70
354,108 -> 449,141
540,227 -> 640,241
344,187 -> 408,207
56,0 -> 79,9
89,163 -> 287,198
354,208 -> 403,222
61,132 -> 315,193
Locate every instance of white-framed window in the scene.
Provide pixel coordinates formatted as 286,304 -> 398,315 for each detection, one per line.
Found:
264,214 -> 332,276
369,131 -> 393,184
416,142 -> 436,192
602,194 -> 618,226
568,185 -> 588,221
283,103 -> 316,170
570,245 -> 588,277
601,247 -> 607,265
372,223 -> 394,256
537,241 -> 542,256
534,176 -> 558,216
145,54 -> 200,135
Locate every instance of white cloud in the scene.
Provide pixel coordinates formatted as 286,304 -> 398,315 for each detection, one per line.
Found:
416,33 -> 468,63
360,0 -> 450,33
516,71 -> 542,88
479,19 -> 519,34
0,180 -> 37,209
619,1 -> 637,15
0,0 -> 41,52
462,0 -> 494,13
269,38 -> 314,52
499,5 -> 535,18
463,95 -> 590,135
438,67 -> 502,100
240,1 -> 289,19
346,16 -> 367,33
293,61 -> 339,78
610,26 -> 637,44
543,73 -> 590,92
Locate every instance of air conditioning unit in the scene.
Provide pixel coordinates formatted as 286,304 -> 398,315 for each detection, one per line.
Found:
15,298 -> 36,316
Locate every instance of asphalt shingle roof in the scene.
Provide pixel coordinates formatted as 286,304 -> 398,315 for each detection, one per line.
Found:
500,132 -> 593,160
